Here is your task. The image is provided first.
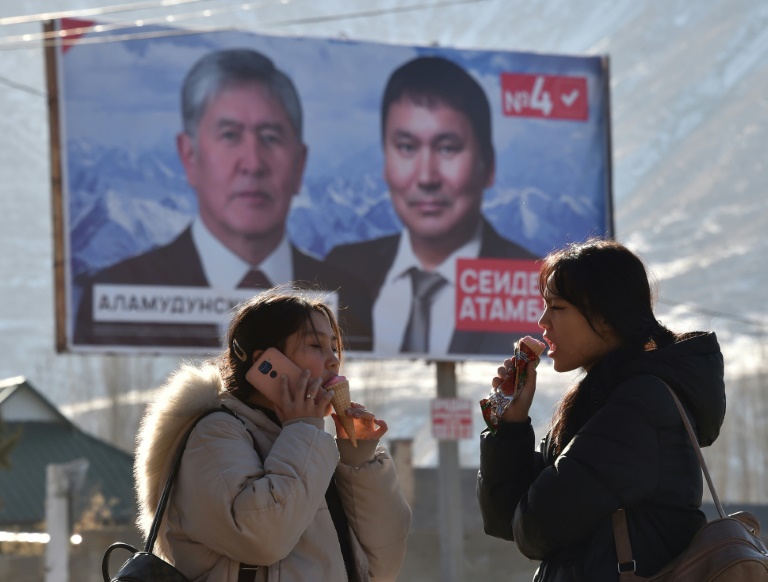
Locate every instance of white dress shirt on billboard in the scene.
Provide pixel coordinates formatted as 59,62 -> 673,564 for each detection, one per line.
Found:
191,217 -> 293,289
372,224 -> 482,356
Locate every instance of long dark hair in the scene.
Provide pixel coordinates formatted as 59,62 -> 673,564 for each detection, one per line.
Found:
217,286 -> 342,402
541,238 -> 678,456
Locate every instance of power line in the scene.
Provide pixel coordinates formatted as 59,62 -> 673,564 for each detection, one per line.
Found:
0,0 -> 212,26
253,0 -> 491,28
0,1 -> 272,49
0,0 -> 488,97
0,74 -> 45,97
0,0 -> 491,50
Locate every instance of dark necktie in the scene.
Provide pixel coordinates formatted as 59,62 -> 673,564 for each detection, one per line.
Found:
237,269 -> 271,289
400,267 -> 448,353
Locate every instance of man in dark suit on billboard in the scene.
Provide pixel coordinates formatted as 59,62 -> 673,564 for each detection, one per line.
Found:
325,55 -> 537,357
74,48 -> 370,350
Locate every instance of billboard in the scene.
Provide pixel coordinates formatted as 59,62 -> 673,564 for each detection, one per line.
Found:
48,18 -> 612,360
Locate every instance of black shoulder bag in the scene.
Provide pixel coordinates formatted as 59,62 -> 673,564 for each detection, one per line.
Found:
102,405 -> 261,582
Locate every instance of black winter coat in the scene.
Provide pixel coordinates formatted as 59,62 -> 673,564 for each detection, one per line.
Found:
477,332 -> 725,581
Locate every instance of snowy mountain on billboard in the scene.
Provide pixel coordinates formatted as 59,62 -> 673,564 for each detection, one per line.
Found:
66,138 -> 602,276
67,139 -> 197,278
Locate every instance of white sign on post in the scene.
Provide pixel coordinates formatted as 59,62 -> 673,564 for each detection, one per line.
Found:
431,398 -> 473,440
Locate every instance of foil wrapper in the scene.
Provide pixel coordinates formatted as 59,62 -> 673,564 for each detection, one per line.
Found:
480,391 -> 515,434
479,342 -> 542,434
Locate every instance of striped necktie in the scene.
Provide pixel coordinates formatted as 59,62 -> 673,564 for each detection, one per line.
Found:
400,267 -> 447,353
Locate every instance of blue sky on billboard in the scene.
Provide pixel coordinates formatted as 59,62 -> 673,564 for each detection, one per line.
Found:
60,22 -> 610,282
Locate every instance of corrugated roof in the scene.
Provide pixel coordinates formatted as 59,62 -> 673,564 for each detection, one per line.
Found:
0,378 -> 136,528
0,420 -> 136,527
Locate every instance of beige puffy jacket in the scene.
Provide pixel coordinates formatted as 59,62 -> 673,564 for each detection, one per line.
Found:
135,364 -> 412,581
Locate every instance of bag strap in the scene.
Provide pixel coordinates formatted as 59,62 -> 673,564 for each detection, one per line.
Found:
144,405 -> 238,553
613,509 -> 641,579
657,379 -> 725,518
611,377 -> 725,576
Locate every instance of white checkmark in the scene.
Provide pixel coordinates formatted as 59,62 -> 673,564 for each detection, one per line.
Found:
561,90 -> 579,107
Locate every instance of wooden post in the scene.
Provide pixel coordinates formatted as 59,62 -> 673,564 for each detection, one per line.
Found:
436,361 -> 463,582
43,19 -> 68,352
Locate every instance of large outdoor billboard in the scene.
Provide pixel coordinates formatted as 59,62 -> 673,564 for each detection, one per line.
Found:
48,18 -> 612,360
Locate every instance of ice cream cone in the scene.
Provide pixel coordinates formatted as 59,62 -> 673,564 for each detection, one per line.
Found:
329,379 -> 357,447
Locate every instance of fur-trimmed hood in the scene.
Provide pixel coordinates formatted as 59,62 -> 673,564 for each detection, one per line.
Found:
134,363 -> 228,539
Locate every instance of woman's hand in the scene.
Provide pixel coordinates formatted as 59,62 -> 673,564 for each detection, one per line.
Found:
275,369 -> 335,423
492,359 -> 537,423
332,401 -> 388,441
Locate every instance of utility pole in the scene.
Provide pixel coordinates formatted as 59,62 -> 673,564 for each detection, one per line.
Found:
436,361 -> 463,582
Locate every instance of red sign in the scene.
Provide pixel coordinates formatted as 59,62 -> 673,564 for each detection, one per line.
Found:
501,73 -> 589,121
60,18 -> 95,53
431,398 -> 473,440
455,258 -> 541,333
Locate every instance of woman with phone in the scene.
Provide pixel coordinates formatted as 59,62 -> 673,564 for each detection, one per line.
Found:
477,238 -> 726,580
134,286 -> 412,581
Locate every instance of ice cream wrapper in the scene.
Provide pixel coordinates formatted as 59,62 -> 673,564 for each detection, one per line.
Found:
480,336 -> 546,434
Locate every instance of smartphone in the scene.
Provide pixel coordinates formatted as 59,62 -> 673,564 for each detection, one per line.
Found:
245,347 -> 304,406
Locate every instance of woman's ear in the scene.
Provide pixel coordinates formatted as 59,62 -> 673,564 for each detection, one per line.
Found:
251,349 -> 264,364
595,318 -> 621,347
594,316 -> 611,333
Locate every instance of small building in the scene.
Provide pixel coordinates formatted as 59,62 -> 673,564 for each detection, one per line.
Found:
0,376 -> 136,530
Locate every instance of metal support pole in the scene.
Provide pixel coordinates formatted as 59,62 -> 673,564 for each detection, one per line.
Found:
436,361 -> 463,582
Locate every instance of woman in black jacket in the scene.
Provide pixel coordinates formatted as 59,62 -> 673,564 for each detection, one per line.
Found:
477,238 -> 726,581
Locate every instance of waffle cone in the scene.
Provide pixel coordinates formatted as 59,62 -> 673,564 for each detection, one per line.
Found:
329,380 -> 357,447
